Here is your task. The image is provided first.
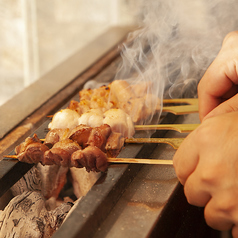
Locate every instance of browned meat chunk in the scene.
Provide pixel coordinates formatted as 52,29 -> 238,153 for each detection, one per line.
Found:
109,80 -> 136,103
105,132 -> 124,157
14,124 -> 118,172
68,125 -> 92,148
15,134 -> 41,154
71,145 -> 108,172
44,128 -> 70,148
43,139 -> 81,167
87,124 -> 111,152
17,142 -> 49,164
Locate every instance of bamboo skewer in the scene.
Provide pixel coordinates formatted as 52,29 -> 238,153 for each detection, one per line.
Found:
163,98 -> 198,105
134,124 -> 199,133
4,155 -> 173,165
4,155 -> 18,159
107,158 -> 173,165
4,98 -> 198,167
125,137 -> 184,149
47,98 -> 199,118
47,105 -> 198,117
40,124 -> 199,141
162,98 -> 198,115
162,104 -> 199,115
39,137 -> 184,149
7,98 -> 198,166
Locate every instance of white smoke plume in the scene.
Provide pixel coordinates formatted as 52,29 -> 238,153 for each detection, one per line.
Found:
84,0 -> 238,125
116,0 -> 238,100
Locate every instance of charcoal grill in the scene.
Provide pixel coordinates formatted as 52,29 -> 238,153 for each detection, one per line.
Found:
0,27 -> 222,238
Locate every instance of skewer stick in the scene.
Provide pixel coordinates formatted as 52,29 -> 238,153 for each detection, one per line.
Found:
163,98 -> 198,105
162,98 -> 198,115
125,137 -> 184,149
4,155 -> 18,159
134,124 -> 199,133
4,155 -> 173,165
39,137 -> 184,149
107,158 -> 173,165
162,104 -> 198,115
47,105 -> 199,118
47,98 -> 199,118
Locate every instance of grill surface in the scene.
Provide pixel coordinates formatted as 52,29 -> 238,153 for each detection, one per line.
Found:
0,28 -> 222,237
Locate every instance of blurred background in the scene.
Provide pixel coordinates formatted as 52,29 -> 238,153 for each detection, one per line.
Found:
2,0 -> 238,107
0,0 -> 141,106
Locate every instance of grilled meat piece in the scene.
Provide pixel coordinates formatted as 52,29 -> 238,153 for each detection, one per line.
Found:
68,124 -> 92,148
15,133 -> 41,154
79,85 -> 112,113
130,80 -> 153,97
87,124 -> 111,152
48,108 -> 80,130
109,79 -> 136,103
17,141 -> 49,164
43,139 -> 81,167
71,145 -> 108,172
103,108 -> 135,138
44,128 -> 70,148
105,132 -> 124,157
14,124 -> 122,172
78,108 -> 104,127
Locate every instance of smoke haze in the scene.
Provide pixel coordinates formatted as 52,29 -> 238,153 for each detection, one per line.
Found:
116,0 -> 238,99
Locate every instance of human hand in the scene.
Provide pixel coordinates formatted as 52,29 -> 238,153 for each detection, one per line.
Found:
198,31 -> 238,121
173,111 -> 238,237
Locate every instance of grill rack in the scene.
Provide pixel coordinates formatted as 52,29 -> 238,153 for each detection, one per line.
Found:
0,27 -> 221,238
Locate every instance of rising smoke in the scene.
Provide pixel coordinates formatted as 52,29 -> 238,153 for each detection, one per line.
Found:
116,0 -> 238,99
84,0 -> 238,125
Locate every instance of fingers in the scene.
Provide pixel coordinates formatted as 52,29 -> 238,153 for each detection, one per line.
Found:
204,192 -> 236,231
173,131 -> 199,185
183,168 -> 211,207
198,31 -> 238,120
232,225 -> 238,238
198,64 -> 234,121
204,203 -> 233,231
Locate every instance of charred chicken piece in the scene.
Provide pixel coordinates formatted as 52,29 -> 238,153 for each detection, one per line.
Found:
44,128 -> 70,148
105,132 -> 124,157
15,134 -> 49,164
14,123 -> 124,172
71,145 -> 108,172
43,139 -> 81,167
87,124 -> 111,152
15,133 -> 42,154
68,124 -> 92,148
103,108 -> 135,138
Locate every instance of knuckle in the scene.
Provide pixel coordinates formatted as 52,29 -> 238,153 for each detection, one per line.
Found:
193,123 -> 212,144
204,204 -> 232,231
183,184 -> 193,204
173,166 -> 186,185
223,31 -> 238,45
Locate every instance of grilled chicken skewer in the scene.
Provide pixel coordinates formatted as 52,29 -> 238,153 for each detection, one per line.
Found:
47,98 -> 199,121
5,155 -> 173,166
134,123 -> 199,133
41,137 -> 184,150
6,122 -> 183,171
107,158 -> 173,165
